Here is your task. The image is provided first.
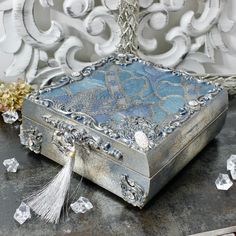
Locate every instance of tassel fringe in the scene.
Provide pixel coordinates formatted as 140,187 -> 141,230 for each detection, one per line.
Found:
27,148 -> 76,224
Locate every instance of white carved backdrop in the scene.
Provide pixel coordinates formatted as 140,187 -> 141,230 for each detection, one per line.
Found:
0,0 -> 236,87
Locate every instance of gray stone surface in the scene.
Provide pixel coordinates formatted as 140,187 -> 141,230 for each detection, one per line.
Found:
0,97 -> 236,236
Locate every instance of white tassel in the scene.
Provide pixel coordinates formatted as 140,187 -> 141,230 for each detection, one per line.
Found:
27,148 -> 76,224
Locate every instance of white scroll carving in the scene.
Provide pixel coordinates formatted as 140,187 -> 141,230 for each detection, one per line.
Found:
13,0 -> 63,48
0,0 -> 234,86
84,6 -> 120,57
55,36 -> 91,74
63,0 -> 94,18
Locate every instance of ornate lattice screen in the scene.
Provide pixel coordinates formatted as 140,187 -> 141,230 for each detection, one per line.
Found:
0,0 -> 235,92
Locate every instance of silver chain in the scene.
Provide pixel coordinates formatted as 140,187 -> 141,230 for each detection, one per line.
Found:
117,0 -> 139,55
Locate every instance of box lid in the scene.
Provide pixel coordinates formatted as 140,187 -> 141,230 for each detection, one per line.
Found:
24,54 -> 226,177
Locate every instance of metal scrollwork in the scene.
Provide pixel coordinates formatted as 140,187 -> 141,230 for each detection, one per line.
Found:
52,130 -> 75,155
43,115 -> 123,160
120,174 -> 147,208
115,116 -> 158,150
19,125 -> 43,154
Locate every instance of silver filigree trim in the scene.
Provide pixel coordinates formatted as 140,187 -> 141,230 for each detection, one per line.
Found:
43,115 -> 123,160
120,174 -> 147,208
19,125 -> 43,154
114,116 -> 158,150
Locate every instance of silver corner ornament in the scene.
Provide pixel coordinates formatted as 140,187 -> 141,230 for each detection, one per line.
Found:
120,174 -> 147,208
19,125 -> 43,154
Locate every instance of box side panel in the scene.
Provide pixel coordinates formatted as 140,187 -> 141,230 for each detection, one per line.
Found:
21,99 -> 150,176
147,108 -> 227,203
21,117 -> 151,207
147,90 -> 228,176
22,88 -> 228,178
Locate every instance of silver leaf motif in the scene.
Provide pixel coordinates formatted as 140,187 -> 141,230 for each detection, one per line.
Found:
120,174 -> 147,208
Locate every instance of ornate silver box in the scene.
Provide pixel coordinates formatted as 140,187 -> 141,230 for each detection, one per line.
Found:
20,54 -> 228,208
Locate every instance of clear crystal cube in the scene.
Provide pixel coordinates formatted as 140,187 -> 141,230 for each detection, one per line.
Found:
2,110 -> 19,124
215,173 -> 233,191
14,202 -> 31,224
70,197 -> 93,214
3,158 -> 19,172
227,154 -> 236,171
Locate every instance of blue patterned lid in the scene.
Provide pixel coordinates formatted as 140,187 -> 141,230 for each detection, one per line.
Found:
28,55 -> 222,151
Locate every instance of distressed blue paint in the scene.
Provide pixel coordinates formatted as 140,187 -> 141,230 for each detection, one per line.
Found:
151,106 -> 168,123
156,82 -> 184,97
40,61 -> 215,126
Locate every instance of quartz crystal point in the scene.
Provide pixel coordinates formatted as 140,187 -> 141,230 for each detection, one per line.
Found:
3,158 -> 19,172
227,154 -> 236,171
215,173 -> 233,191
2,110 -> 19,124
230,170 -> 236,180
70,197 -> 93,214
14,202 -> 31,224
227,155 -> 236,180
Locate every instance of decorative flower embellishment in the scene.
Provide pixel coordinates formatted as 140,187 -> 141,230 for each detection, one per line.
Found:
0,79 -> 32,112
